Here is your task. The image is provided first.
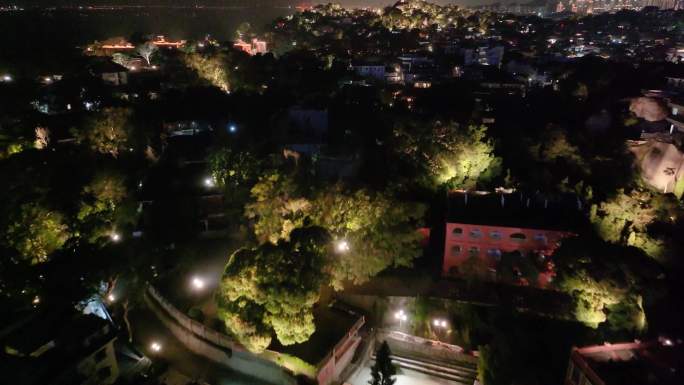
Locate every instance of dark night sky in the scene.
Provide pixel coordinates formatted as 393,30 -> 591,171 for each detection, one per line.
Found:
3,0 -> 508,8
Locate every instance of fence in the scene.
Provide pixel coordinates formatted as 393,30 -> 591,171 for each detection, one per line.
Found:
316,316 -> 365,385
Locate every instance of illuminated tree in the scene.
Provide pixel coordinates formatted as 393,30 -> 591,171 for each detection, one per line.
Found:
216,226 -> 329,352
77,108 -> 132,157
77,170 -> 132,244
4,203 -> 70,264
395,122 -> 501,190
183,52 -> 230,92
245,175 -> 426,289
312,186 -> 426,289
244,171 -> 312,244
590,188 -> 683,262
554,237 -> 662,331
136,42 -> 158,66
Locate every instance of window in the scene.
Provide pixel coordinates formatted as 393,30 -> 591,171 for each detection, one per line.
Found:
451,227 -> 463,236
469,229 -> 483,239
450,245 -> 462,256
490,230 -> 502,240
510,232 -> 527,242
487,249 -> 502,261
533,234 -> 547,244
468,247 -> 480,257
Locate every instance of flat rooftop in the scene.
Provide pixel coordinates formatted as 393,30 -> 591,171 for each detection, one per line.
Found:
575,339 -> 684,385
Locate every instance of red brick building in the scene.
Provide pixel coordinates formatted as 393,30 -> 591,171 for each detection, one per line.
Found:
443,192 -> 580,286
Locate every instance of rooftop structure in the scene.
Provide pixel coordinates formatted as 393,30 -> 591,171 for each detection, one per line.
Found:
566,339 -> 684,385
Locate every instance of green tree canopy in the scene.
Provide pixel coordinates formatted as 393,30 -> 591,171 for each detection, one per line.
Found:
245,172 -> 426,289
216,226 -> 329,352
554,237 -> 664,331
76,107 -> 133,157
394,122 -> 501,190
4,203 -> 70,264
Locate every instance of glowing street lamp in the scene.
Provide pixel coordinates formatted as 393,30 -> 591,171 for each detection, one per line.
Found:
107,294 -> 116,303
433,318 -> 448,328
394,309 -> 408,327
150,341 -> 162,353
335,240 -> 350,253
2,74 -> 12,82
204,177 -> 215,188
110,232 -> 121,242
191,276 -> 206,291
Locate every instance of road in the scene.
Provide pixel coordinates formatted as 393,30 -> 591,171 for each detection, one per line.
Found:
129,305 -> 276,385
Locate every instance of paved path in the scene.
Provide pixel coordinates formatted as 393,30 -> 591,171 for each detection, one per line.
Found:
346,364 -> 465,385
129,305 -> 276,385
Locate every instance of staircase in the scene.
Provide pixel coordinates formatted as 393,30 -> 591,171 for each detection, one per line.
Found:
371,353 -> 478,385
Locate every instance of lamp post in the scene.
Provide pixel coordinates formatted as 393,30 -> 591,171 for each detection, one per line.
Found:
191,276 -> 206,291
394,309 -> 408,328
335,239 -> 350,253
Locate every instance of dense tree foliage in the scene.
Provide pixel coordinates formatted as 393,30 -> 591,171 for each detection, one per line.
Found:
75,107 -> 133,157
3,203 -> 70,265
590,188 -> 684,263
394,122 -> 501,190
183,52 -> 231,92
216,226 -> 329,352
554,237 -> 664,331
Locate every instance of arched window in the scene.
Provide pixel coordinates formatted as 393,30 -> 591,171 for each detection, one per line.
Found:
490,230 -> 502,240
469,229 -> 483,239
452,227 -> 463,236
510,233 -> 527,242
450,245 -> 462,256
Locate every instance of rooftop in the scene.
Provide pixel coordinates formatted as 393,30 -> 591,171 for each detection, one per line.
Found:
574,339 -> 684,385
447,191 -> 587,231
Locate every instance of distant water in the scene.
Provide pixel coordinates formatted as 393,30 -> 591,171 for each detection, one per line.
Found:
0,7 -> 291,44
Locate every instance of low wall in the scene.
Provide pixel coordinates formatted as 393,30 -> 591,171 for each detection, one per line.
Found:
145,288 -> 296,385
316,316 -> 365,385
377,329 -> 478,366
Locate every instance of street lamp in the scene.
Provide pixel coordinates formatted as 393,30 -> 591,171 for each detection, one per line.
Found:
228,124 -> 237,133
394,309 -> 408,327
204,177 -> 215,188
107,294 -> 116,303
150,341 -> 162,353
191,276 -> 206,291
2,74 -> 12,82
110,232 -> 121,242
335,240 -> 350,253
433,318 -> 448,328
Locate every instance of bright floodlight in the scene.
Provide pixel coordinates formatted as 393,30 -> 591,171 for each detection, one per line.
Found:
107,294 -> 116,302
110,232 -> 121,242
191,276 -> 205,290
336,240 -> 350,253
2,74 -> 11,82
32,296 -> 40,305
441,320 -> 447,327
150,341 -> 162,352
229,124 -> 237,133
394,309 -> 407,321
204,177 -> 215,188
433,319 -> 440,327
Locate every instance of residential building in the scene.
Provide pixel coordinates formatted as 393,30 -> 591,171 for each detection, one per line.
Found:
565,339 -> 684,385
464,46 -> 504,66
0,310 -> 120,385
443,192 -> 580,286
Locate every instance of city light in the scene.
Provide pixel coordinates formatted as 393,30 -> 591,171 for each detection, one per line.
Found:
110,232 -> 121,242
107,294 -> 116,302
2,74 -> 12,82
394,309 -> 407,322
335,240 -> 350,253
433,318 -> 448,328
204,177 -> 215,188
150,341 -> 162,352
32,296 -> 40,305
229,124 -> 237,133
191,276 -> 206,290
